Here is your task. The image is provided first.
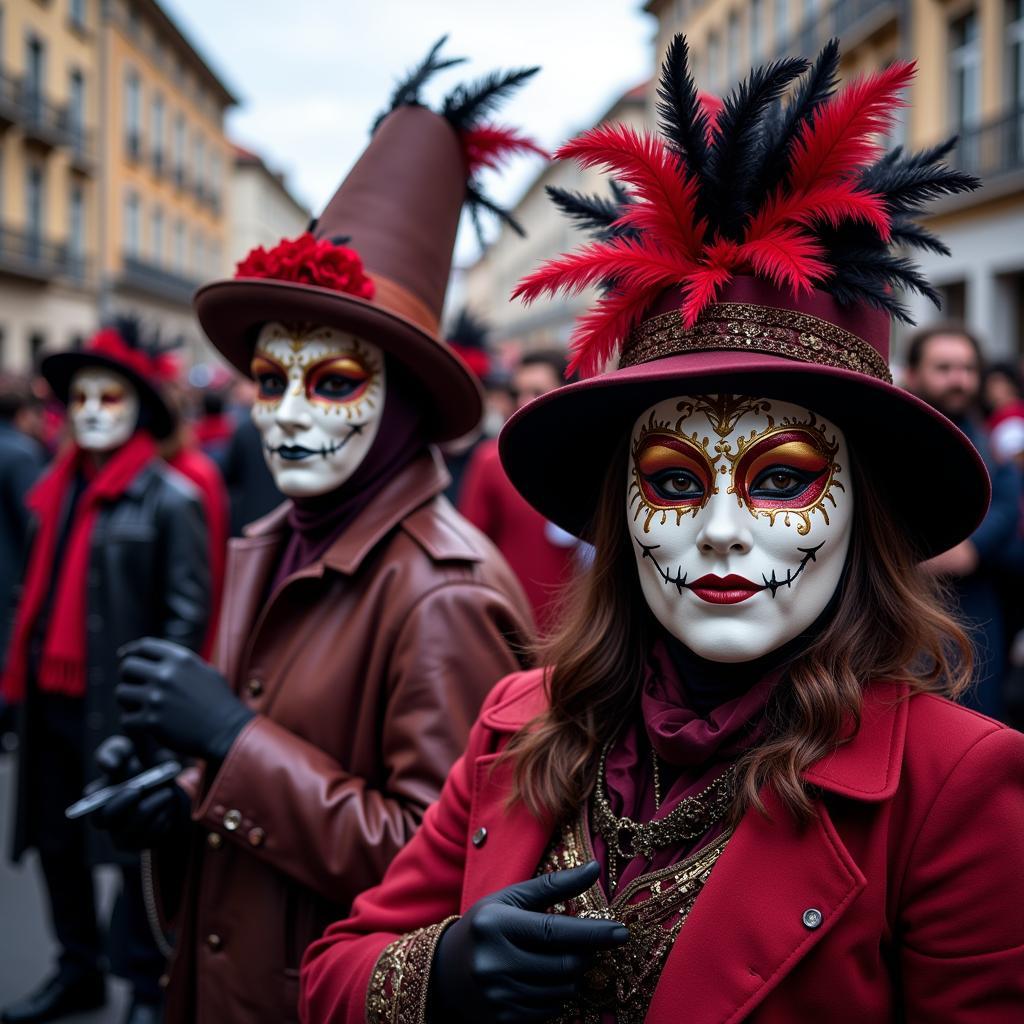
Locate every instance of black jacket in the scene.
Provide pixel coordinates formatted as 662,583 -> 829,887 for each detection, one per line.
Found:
12,457 -> 211,863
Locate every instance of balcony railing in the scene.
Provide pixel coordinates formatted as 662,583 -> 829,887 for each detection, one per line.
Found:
774,0 -> 896,61
0,224 -> 85,283
0,71 -> 19,129
0,68 -> 95,158
119,254 -> 200,305
950,108 -> 1024,181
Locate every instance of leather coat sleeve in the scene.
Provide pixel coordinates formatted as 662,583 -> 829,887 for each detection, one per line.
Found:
157,486 -> 211,653
192,582 -> 529,905
898,725 -> 1024,1018
298,674 -> 525,1024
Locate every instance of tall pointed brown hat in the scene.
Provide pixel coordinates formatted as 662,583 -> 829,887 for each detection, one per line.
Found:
195,38 -> 543,441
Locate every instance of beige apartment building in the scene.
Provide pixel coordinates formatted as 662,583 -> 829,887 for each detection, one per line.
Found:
647,0 -> 1024,360
0,0 -> 236,372
461,83 -> 648,355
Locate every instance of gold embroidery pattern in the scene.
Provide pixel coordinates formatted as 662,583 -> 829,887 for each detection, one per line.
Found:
365,917 -> 458,1024
620,302 -> 893,384
537,815 -> 730,1024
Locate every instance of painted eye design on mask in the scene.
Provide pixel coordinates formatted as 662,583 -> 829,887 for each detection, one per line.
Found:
100,388 -> 125,407
70,388 -> 87,409
634,433 -> 714,510
305,356 -> 371,405
251,355 -> 288,402
732,428 -> 841,533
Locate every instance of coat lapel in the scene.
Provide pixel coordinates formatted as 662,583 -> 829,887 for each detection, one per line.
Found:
646,680 -> 907,1023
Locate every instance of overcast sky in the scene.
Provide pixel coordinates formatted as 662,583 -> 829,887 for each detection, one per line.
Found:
160,0 -> 656,265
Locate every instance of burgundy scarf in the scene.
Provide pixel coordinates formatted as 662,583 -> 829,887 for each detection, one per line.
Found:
1,432 -> 157,702
595,639 -> 780,891
269,358 -> 426,592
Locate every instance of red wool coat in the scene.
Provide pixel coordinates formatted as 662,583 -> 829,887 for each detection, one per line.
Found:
301,670 -> 1024,1023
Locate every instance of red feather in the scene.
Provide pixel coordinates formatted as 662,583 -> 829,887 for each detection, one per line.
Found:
461,124 -> 548,174
736,226 -> 830,293
698,91 -> 725,140
787,61 -> 914,190
748,180 -> 892,241
679,239 -> 742,325
566,284 -> 663,378
557,124 -> 704,259
512,237 -> 697,303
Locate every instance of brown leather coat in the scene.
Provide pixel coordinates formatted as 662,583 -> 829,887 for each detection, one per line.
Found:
162,452 -> 534,1023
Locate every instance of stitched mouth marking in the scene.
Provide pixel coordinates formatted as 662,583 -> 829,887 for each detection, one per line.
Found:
635,538 -> 826,600
265,424 -> 363,461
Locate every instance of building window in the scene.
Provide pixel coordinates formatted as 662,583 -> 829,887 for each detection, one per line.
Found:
151,91 -> 165,173
950,10 -> 981,130
24,35 -> 46,122
774,0 -> 789,50
751,0 -> 766,60
124,67 -> 142,160
29,333 -> 46,369
124,190 -> 141,257
150,204 -> 164,264
68,183 -> 85,259
707,29 -> 722,91
25,164 -> 45,253
173,218 -> 186,272
209,149 -> 221,210
69,0 -> 87,31
193,131 -> 205,199
173,112 -> 186,186
1009,0 -> 1024,109
193,230 -> 204,273
727,10 -> 742,83
68,68 -> 85,147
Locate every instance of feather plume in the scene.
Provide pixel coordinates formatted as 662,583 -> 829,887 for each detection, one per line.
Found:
680,248 -> 739,325
656,36 -> 714,186
442,67 -> 540,131
545,184 -> 632,239
748,180 -> 891,239
889,218 -> 950,256
567,285 -> 663,378
787,61 -> 915,190
462,125 -> 547,173
372,36 -> 466,132
736,226 -> 830,292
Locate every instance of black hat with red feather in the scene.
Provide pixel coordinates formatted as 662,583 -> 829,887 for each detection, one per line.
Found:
500,36 -> 988,557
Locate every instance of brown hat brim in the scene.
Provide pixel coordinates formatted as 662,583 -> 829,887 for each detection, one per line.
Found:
499,349 -> 991,559
193,277 -> 483,443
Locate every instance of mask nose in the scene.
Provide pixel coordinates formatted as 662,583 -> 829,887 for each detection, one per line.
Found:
274,383 -> 314,434
695,491 -> 754,556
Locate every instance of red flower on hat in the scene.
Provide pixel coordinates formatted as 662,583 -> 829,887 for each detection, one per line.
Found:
235,233 -> 376,301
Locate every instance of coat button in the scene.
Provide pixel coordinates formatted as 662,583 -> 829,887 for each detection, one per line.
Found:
472,827 -> 488,848
247,827 -> 265,847
206,832 -> 223,849
802,908 -> 823,930
222,809 -> 242,832
206,933 -> 223,951
246,677 -> 263,697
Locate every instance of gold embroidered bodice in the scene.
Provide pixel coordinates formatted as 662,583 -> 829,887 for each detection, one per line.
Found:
536,812 -> 730,1024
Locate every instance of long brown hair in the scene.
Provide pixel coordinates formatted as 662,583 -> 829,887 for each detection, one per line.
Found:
506,441 -> 973,825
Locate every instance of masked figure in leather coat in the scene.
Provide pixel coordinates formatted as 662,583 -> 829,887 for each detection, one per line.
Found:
1,326 -> 210,1024
91,40 -> 539,1024
300,39 -> 1024,1024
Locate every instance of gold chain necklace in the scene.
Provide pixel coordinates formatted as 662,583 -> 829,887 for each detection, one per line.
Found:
591,740 -> 737,889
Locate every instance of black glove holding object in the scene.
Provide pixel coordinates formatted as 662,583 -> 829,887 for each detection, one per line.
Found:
91,734 -> 191,851
117,637 -> 254,762
429,861 -> 628,1023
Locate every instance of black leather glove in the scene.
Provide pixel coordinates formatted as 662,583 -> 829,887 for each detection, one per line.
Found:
91,735 -> 191,851
429,861 -> 628,1023
117,637 -> 255,762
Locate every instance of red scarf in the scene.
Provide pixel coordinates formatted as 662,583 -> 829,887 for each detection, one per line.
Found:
1,433 -> 158,703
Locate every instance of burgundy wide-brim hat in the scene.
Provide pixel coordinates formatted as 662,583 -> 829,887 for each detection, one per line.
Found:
41,348 -> 175,440
194,106 -> 483,443
500,277 -> 990,558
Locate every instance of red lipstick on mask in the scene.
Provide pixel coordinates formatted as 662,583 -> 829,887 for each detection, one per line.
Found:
686,574 -> 765,604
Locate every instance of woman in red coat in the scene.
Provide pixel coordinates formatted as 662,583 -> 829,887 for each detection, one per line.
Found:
300,38 -> 1024,1023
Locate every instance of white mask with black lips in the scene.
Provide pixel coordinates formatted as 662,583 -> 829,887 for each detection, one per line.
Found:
68,367 -> 140,452
250,322 -> 385,498
627,395 -> 853,663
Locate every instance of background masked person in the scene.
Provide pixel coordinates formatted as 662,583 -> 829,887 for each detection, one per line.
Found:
91,39 -> 539,1024
301,38 -> 1024,1024
1,327 -> 210,1024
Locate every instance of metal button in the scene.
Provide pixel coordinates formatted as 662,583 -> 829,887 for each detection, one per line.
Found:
205,933 -> 223,951
802,908 -> 823,930
247,827 -> 265,847
222,809 -> 242,832
472,827 -> 488,848
246,677 -> 263,697
206,832 -> 223,849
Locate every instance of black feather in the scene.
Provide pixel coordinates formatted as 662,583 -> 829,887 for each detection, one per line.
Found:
859,142 -> 980,215
889,218 -> 951,257
753,39 -> 840,199
465,182 -> 525,245
825,277 -> 914,322
656,35 -> 713,187
371,36 -> 467,132
442,67 -> 540,132
448,308 -> 490,349
546,184 -> 634,240
705,56 -> 809,239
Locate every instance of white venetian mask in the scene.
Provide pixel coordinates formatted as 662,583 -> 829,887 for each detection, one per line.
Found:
251,322 -> 385,498
69,367 -> 140,452
627,394 -> 853,663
